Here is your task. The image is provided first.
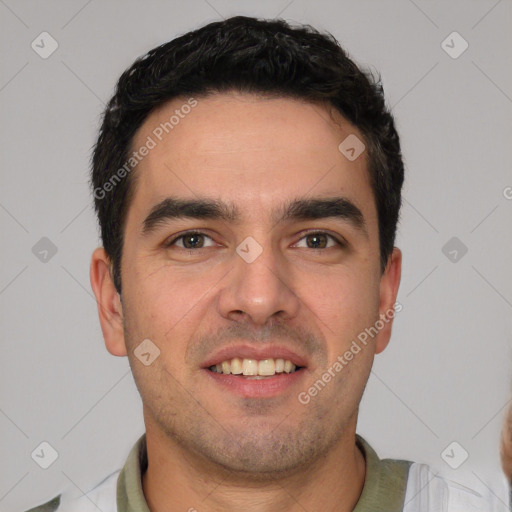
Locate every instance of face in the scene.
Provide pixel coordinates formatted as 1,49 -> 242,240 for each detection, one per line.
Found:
91,92 -> 401,477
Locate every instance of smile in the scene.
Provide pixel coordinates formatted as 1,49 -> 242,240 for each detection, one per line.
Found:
209,357 -> 300,377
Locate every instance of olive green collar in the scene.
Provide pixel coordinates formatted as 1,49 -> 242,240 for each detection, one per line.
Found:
353,434 -> 412,511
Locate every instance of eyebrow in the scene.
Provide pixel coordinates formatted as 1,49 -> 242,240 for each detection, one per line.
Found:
142,196 -> 367,237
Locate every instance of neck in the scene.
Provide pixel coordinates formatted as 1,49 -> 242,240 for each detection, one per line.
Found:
142,421 -> 366,512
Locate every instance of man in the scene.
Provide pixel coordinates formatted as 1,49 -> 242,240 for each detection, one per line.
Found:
27,15 -> 500,512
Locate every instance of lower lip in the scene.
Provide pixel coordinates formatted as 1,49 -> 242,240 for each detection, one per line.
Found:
204,369 -> 306,398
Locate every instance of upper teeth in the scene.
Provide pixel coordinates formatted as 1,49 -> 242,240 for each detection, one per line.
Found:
210,358 -> 297,376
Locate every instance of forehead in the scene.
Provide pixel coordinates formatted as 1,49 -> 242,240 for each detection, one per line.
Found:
127,92 -> 376,228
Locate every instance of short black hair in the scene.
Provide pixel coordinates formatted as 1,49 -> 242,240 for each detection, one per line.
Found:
91,15 -> 404,294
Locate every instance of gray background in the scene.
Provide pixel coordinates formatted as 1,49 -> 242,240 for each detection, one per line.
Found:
1,0 -> 511,510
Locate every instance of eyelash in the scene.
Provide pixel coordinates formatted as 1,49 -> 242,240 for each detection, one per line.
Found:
164,230 -> 346,250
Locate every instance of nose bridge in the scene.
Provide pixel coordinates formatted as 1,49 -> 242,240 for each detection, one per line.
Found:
238,235 -> 282,289
218,233 -> 300,324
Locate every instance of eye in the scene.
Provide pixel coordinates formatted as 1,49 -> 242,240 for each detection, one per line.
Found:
294,231 -> 345,249
164,230 -> 345,251
165,231 -> 216,249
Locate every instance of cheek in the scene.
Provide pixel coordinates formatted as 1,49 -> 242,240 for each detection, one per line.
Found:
122,263 -> 221,370
302,265 -> 379,337
126,261 -> 213,327
305,273 -> 380,380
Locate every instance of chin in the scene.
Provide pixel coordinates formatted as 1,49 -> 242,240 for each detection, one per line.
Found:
189,426 -> 330,479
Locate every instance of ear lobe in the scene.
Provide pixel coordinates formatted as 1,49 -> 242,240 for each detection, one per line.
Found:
375,247 -> 402,354
89,247 -> 127,357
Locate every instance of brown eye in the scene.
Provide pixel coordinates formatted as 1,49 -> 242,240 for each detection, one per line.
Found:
306,233 -> 328,249
166,231 -> 215,249
295,232 -> 343,249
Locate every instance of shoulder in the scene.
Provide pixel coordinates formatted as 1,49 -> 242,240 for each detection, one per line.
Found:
404,462 -> 510,512
23,470 -> 120,512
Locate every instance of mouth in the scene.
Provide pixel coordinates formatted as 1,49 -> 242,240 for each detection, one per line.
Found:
202,348 -> 308,398
208,357 -> 302,378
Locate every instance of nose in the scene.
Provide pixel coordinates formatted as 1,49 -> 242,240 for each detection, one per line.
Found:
216,238 -> 301,326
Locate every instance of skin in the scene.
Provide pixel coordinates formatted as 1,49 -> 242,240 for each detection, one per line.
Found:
501,403 -> 512,482
90,92 -> 402,512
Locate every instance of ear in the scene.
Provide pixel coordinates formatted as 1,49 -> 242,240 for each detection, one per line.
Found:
375,247 -> 402,354
90,247 -> 127,356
